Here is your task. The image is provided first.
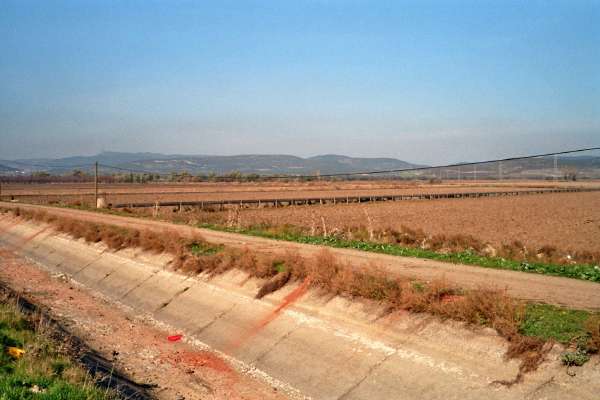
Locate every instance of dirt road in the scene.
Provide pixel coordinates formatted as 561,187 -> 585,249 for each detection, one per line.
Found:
2,201 -> 600,310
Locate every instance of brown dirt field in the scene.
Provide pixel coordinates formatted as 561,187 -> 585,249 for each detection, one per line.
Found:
4,179 -> 599,206
224,191 -> 600,254
0,247 -> 290,400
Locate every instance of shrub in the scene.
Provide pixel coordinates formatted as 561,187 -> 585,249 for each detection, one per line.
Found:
561,350 -> 590,367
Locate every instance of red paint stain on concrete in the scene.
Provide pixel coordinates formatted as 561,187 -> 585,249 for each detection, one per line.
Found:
229,277 -> 311,351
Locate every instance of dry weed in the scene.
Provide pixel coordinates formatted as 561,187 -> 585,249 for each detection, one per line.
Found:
586,315 -> 600,353
256,271 -> 291,299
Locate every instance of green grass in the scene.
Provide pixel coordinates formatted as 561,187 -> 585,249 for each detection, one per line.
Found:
521,304 -> 591,343
0,302 -> 115,400
521,304 -> 600,367
189,242 -> 223,256
198,223 -> 600,283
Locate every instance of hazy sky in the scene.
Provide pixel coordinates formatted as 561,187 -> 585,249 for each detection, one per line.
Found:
1,0 -> 599,164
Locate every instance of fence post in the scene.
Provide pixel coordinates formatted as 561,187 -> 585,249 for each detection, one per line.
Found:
94,161 -> 99,208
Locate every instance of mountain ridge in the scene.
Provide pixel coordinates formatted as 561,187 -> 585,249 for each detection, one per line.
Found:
2,152 -> 599,177
0,152 -> 422,175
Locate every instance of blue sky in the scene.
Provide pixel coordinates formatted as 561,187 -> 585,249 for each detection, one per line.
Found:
1,0 -> 598,164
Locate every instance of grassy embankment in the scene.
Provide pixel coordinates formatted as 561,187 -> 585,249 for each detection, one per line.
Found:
0,301 -> 115,399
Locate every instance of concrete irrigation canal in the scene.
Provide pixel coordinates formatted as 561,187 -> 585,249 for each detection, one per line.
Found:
0,212 -> 599,399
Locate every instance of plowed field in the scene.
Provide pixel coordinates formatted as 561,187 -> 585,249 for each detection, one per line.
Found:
224,191 -> 600,253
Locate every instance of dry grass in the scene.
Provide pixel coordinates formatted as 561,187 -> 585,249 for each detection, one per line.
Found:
4,206 -> 555,378
586,316 -> 600,354
256,271 -> 291,299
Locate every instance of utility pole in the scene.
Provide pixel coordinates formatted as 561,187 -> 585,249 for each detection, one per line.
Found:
94,162 -> 98,208
553,155 -> 558,180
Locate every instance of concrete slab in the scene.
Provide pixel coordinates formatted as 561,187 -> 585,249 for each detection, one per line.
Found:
342,349 -> 495,400
40,236 -> 105,276
73,256 -> 121,289
0,223 -> 37,249
155,280 -> 239,334
198,298 -> 300,364
255,323 -> 389,400
94,256 -> 159,300
122,269 -> 193,313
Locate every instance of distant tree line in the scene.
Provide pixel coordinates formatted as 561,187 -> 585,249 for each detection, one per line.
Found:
0,166 -> 587,184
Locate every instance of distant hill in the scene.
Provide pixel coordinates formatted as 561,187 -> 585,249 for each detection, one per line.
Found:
0,152 -> 422,176
3,152 -> 599,178
0,163 -> 20,174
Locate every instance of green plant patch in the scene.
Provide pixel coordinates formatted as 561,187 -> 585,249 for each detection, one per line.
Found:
411,282 -> 425,292
561,350 -> 590,366
0,303 -> 115,399
189,242 -> 223,256
521,304 -> 591,343
273,261 -> 287,273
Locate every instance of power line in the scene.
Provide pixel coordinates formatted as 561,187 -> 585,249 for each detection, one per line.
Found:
96,146 -> 600,179
290,146 -> 600,179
